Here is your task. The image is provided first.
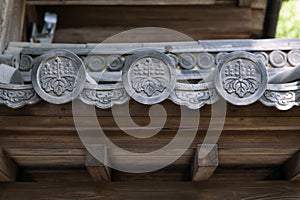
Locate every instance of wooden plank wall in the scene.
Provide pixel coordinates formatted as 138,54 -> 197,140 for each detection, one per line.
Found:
23,0 -> 269,43
0,100 -> 299,182
0,0 -> 271,49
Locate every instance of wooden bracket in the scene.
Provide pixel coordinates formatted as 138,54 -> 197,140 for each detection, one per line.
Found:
282,151 -> 300,181
267,151 -> 300,181
0,148 -> 17,182
191,144 -> 218,182
85,144 -> 111,182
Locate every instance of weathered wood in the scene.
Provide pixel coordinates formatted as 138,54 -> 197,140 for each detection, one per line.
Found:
2,147 -> 297,168
85,144 -> 111,182
1,116 -> 300,132
0,148 -> 17,182
25,0 -> 267,11
1,181 -> 300,199
113,167 -> 273,182
27,0 -> 216,5
39,6 -> 250,29
192,144 -> 218,181
238,0 -> 251,7
282,151 -> 300,181
42,6 -> 252,42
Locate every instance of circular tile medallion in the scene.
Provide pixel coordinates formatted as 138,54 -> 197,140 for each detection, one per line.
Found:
214,51 -> 268,106
32,49 -> 86,104
123,49 -> 177,105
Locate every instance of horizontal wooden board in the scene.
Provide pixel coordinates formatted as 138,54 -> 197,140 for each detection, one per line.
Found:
53,27 -> 251,43
3,147 -> 298,168
32,5 -> 252,42
2,101 -> 300,118
1,181 -> 300,199
26,0 -> 267,8
20,167 -> 273,182
0,130 -> 299,149
27,0 -> 217,5
35,6 -> 251,29
0,116 -> 300,132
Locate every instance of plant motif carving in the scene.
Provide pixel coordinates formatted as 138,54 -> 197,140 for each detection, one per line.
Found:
214,52 -> 268,106
223,59 -> 259,98
131,58 -> 168,97
40,57 -> 77,96
123,50 -> 176,105
32,49 -> 86,104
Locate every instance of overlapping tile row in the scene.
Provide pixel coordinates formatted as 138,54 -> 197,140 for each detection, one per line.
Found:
0,39 -> 300,110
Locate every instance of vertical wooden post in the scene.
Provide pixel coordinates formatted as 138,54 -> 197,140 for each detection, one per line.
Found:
85,144 -> 111,182
10,0 -> 26,41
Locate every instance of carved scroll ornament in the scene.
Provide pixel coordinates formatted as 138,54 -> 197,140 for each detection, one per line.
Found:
1,39 -> 300,110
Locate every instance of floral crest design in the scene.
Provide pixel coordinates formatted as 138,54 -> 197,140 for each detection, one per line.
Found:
131,58 -> 169,97
40,57 -> 77,96
223,59 -> 259,98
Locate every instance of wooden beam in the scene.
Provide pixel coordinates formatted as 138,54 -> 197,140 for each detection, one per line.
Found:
0,148 -> 17,182
192,144 -> 218,181
26,0 -> 216,5
239,0 -> 252,7
1,116 -> 300,132
1,181 -> 300,199
282,151 -> 300,181
263,0 -> 282,38
85,144 -> 111,182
